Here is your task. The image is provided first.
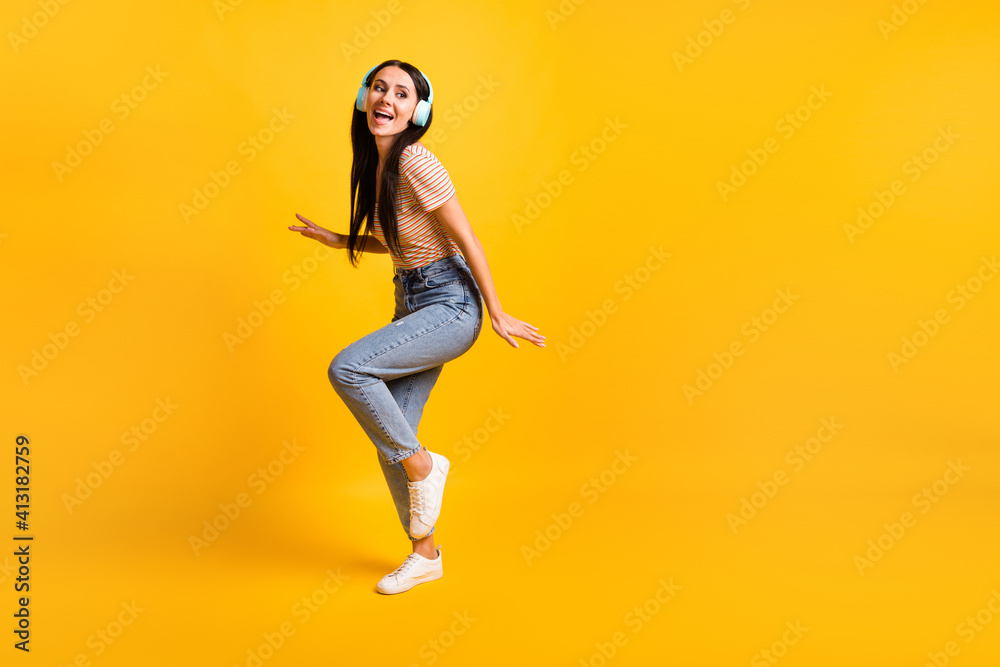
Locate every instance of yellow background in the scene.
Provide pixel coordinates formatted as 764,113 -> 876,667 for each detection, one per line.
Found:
2,0 -> 999,664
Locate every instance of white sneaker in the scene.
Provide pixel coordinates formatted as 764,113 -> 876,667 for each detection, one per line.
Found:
376,545 -> 443,594
407,450 -> 450,539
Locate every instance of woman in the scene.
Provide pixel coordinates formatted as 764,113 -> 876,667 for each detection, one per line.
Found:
288,59 -> 546,594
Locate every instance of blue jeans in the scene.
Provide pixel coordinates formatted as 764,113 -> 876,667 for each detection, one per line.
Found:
328,253 -> 484,540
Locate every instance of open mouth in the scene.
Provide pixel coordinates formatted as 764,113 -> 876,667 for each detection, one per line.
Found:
373,109 -> 394,125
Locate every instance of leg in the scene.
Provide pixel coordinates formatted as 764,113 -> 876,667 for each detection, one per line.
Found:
378,366 -> 443,549
328,299 -> 473,464
385,367 -> 442,482
380,370 -> 442,564
328,292 -> 476,537
384,277 -> 437,482
368,263 -> 484,590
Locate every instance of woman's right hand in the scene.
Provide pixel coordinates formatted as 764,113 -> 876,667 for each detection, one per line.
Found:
288,213 -> 346,249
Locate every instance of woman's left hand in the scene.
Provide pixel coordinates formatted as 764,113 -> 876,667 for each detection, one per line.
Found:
490,311 -> 546,349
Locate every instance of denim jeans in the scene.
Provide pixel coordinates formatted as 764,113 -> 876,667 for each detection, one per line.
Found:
328,253 -> 483,540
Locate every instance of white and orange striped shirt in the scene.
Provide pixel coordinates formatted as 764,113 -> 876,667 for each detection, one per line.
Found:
370,143 -> 462,270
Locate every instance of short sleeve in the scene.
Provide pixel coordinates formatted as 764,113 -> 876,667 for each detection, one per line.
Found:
400,148 -> 456,212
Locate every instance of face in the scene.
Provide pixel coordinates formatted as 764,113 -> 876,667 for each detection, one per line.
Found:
365,66 -> 418,137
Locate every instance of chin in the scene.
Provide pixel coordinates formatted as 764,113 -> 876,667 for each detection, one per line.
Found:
369,115 -> 405,135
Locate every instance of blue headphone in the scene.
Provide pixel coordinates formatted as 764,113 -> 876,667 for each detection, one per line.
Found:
355,64 -> 434,127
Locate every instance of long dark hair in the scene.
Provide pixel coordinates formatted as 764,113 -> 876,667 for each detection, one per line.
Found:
346,59 -> 434,267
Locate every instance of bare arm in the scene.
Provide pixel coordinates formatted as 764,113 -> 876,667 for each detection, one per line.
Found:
359,232 -> 390,253
288,213 -> 389,253
432,194 -> 545,349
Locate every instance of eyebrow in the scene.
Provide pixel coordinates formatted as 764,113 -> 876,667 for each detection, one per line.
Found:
374,78 -> 409,92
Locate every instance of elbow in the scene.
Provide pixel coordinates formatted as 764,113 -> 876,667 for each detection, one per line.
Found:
454,231 -> 480,255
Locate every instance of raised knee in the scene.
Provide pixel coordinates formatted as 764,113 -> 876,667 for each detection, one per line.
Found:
328,352 -> 352,389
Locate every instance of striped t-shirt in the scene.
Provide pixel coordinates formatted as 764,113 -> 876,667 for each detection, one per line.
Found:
370,143 -> 462,270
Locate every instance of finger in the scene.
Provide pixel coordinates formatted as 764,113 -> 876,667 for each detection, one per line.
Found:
520,324 -> 544,338
526,334 -> 544,347
296,213 -> 315,227
518,325 -> 545,341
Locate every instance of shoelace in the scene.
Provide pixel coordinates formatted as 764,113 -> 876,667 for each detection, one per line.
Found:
388,553 -> 421,579
408,482 -> 426,519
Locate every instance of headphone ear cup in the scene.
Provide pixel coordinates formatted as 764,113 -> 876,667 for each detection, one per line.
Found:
357,64 -> 378,113
412,100 -> 430,127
